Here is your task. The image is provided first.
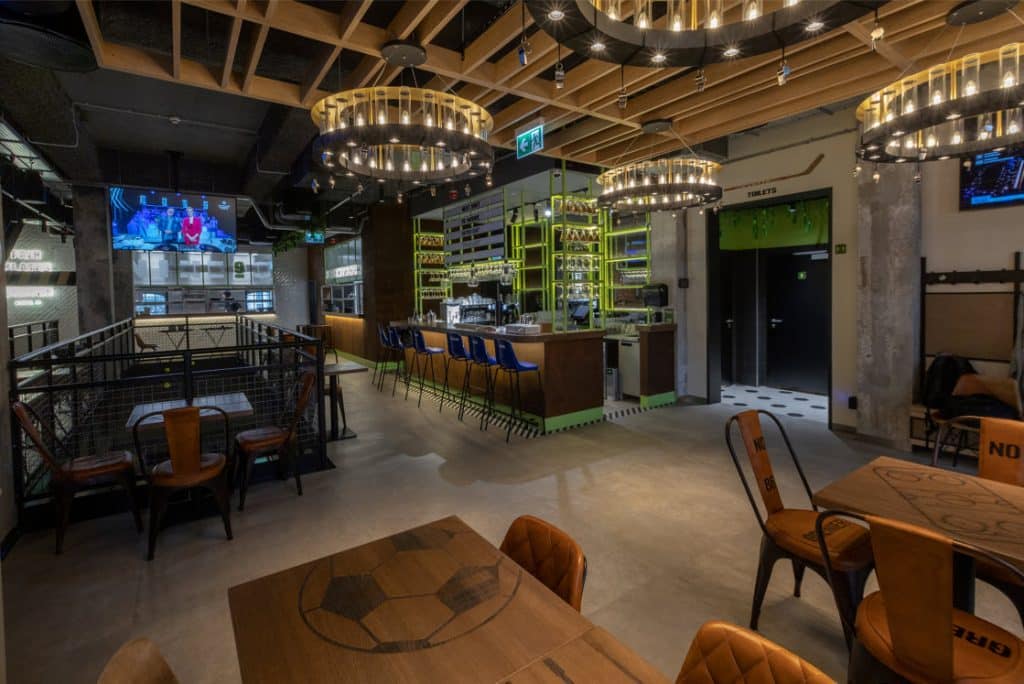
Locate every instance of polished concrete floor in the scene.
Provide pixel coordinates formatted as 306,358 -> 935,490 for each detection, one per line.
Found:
4,375 -> 1020,682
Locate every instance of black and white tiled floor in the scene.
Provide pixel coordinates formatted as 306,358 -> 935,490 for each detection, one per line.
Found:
720,384 -> 829,423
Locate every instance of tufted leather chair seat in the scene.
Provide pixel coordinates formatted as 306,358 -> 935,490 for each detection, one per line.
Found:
765,509 -> 873,572
855,592 -> 1024,683
676,621 -> 834,684
499,515 -> 586,611
150,453 -> 226,488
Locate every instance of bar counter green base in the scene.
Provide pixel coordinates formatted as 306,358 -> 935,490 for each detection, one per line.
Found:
543,407 -> 605,433
640,392 -> 677,409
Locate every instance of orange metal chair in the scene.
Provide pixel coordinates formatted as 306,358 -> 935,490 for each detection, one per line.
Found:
725,410 -> 873,646
676,620 -> 834,684
13,401 -> 142,554
97,638 -> 178,684
132,406 -> 233,560
817,511 -> 1024,683
500,515 -> 586,612
233,371 -> 317,510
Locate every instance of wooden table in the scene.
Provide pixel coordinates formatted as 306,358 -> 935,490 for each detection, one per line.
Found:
228,516 -> 669,684
125,392 -> 254,430
323,362 -> 367,441
813,455 -> 1024,609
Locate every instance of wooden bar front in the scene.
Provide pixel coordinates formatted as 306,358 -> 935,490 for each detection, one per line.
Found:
409,326 -> 605,422
638,323 -> 676,397
325,313 -> 367,360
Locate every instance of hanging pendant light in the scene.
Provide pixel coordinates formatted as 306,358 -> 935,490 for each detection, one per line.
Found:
597,156 -> 722,213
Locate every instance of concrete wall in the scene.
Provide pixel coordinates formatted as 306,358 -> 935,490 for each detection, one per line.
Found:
649,212 -> 687,395
682,109 -> 861,426
73,186 -> 115,332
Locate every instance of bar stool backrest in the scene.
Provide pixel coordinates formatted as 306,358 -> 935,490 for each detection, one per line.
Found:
387,327 -> 404,349
446,333 -> 468,359
412,329 -> 427,353
978,417 -> 1024,485
496,339 -> 516,370
468,336 -> 490,365
377,323 -> 390,349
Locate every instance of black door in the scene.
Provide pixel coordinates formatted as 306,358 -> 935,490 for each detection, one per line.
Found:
720,252 -> 734,385
765,251 -> 828,394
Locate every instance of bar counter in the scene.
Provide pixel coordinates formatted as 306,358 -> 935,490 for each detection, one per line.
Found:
324,313 -> 367,359
412,325 -> 606,431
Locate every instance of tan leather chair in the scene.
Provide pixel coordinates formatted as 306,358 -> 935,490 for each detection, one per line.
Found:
98,637 -> 178,684
499,515 -> 586,611
676,621 -> 834,684
132,406 -> 233,560
972,417 -> 1024,627
931,374 -> 1023,467
13,401 -> 142,554
726,410 -> 872,647
818,512 -> 1024,683
233,371 -> 317,510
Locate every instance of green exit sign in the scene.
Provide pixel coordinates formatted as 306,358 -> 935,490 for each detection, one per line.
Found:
797,271 -> 808,281
516,124 -> 544,159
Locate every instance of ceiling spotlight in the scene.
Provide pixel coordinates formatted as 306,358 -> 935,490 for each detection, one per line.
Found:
548,8 -> 565,21
429,185 -> 437,198
554,61 -> 566,89
617,88 -> 628,110
464,183 -> 471,197
485,172 -> 493,187
311,178 -> 320,194
518,35 -> 531,66
328,176 -> 336,190
396,192 -> 404,204
853,163 -> 862,177
591,41 -> 605,52
872,165 -> 880,183
870,13 -> 884,50
776,58 -> 790,86
913,165 -> 922,184
695,69 -> 707,93
806,19 -> 824,32
723,46 -> 740,58
652,52 -> 666,65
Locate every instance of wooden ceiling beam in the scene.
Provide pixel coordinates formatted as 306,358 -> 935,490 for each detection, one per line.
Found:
299,0 -> 372,105
845,21 -> 914,71
346,0 -> 440,89
172,0 -> 182,79
75,0 -> 106,68
241,0 -> 278,94
462,1 -> 530,73
376,0 -> 466,88
221,13 -> 243,87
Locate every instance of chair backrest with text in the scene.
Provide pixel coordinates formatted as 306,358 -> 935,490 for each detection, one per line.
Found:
726,411 -> 814,530
978,417 -> 1024,485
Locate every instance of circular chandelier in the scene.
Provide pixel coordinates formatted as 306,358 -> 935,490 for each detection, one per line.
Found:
597,157 -> 722,212
310,86 -> 494,188
527,0 -> 885,68
856,42 -> 1024,164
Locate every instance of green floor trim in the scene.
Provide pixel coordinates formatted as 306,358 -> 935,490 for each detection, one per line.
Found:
543,407 -> 606,432
329,349 -> 398,370
640,392 -> 677,409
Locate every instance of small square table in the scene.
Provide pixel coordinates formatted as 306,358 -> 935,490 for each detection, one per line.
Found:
125,392 -> 254,430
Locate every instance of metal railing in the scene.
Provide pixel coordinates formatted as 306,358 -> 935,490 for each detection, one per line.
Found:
9,315 -> 326,525
8,319 -> 59,359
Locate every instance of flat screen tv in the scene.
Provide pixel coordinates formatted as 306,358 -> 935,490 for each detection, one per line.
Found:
305,229 -> 325,245
109,186 -> 237,252
960,151 -> 1024,210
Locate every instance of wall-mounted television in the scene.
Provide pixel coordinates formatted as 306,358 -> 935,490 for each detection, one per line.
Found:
305,229 -> 325,245
109,186 -> 237,252
960,151 -> 1024,210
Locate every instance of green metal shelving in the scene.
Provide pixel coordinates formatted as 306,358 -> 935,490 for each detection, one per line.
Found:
602,211 -> 653,324
413,218 -> 449,315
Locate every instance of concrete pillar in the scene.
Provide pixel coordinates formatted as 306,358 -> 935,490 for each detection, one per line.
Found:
856,164 -> 921,447
73,186 -> 117,331
307,246 -> 325,325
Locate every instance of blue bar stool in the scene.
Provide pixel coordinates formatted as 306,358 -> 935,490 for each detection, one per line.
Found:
407,329 -> 445,407
495,339 -> 541,442
466,335 -> 498,429
372,322 -> 391,389
441,333 -> 471,414
387,326 -> 411,397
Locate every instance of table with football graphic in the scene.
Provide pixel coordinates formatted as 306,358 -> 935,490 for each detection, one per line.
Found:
228,516 -> 669,683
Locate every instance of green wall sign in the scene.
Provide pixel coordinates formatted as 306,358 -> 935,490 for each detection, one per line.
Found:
516,124 -> 544,159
